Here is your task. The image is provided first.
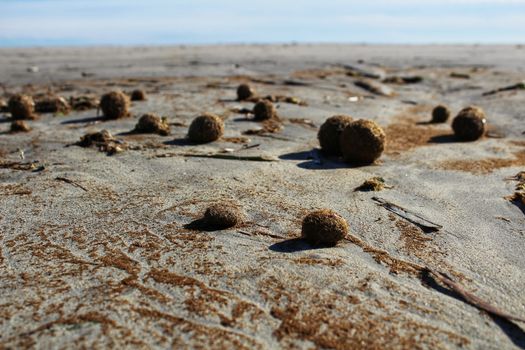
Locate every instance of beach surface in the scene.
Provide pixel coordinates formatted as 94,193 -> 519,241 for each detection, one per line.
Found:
1,44 -> 525,349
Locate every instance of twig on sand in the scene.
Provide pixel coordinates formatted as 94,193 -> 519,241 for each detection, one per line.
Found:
482,82 -> 525,96
156,152 -> 278,162
55,177 -> 88,192
372,197 -> 442,233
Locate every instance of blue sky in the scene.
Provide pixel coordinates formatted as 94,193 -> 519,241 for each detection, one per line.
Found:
1,0 -> 524,47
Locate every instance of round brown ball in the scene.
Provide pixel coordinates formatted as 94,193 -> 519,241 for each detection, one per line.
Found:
253,100 -> 276,121
35,96 -> 70,114
431,105 -> 450,123
203,203 -> 243,230
237,84 -> 256,101
452,106 -> 486,141
10,120 -> 31,133
130,89 -> 147,101
8,94 -> 35,120
133,113 -> 170,136
301,209 -> 348,245
318,115 -> 354,155
100,91 -> 130,119
340,119 -> 386,164
188,113 -> 224,143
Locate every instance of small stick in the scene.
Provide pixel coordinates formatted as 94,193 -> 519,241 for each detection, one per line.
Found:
55,177 -> 88,192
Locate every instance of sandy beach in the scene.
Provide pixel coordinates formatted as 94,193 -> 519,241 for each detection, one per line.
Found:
0,44 -> 524,349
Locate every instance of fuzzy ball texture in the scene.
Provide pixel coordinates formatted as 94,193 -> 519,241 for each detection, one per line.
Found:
77,130 -> 114,148
431,105 -> 450,123
301,209 -> 348,245
188,113 -> 224,143
35,96 -> 70,114
10,120 -> 31,133
133,113 -> 170,136
8,94 -> 35,120
452,106 -> 486,141
340,119 -> 386,164
203,203 -> 243,230
100,91 -> 130,119
318,115 -> 354,155
253,100 -> 276,121
130,89 -> 147,101
237,84 -> 256,101
0,99 -> 8,113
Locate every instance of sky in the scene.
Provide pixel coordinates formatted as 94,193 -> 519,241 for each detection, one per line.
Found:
0,0 -> 524,47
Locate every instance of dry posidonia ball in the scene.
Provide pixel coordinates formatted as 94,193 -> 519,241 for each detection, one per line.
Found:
130,89 -> 147,101
253,100 -> 276,121
301,209 -> 348,245
77,129 -> 114,148
431,105 -> 450,123
188,113 -> 224,143
100,91 -> 130,119
237,84 -> 256,101
340,119 -> 386,164
203,203 -> 244,230
8,94 -> 36,120
452,106 -> 486,141
318,115 -> 354,156
10,120 -> 31,133
133,113 -> 170,136
35,95 -> 70,114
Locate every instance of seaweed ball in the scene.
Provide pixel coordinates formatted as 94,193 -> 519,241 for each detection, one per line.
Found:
8,94 -> 35,120
100,91 -> 130,119
10,120 -> 31,133
237,84 -> 256,101
253,100 -> 276,121
452,106 -> 486,141
203,203 -> 243,230
35,95 -> 70,114
130,89 -> 147,101
318,115 -> 354,155
431,105 -> 450,123
301,209 -> 348,245
340,119 -> 386,164
134,113 -> 170,136
188,113 -> 224,143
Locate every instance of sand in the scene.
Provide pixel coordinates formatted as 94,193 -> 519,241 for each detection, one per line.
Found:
0,44 -> 524,349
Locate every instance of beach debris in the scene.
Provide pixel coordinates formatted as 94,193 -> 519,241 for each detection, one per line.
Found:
130,89 -> 147,101
383,76 -> 423,84
55,177 -> 88,192
354,80 -> 393,96
76,130 -> 126,155
354,177 -> 390,192
482,81 -> 525,96
0,99 -> 7,113
132,113 -> 170,136
340,119 -> 386,164
203,203 -> 244,229
253,100 -> 276,121
450,72 -> 470,79
100,91 -> 130,119
301,209 -> 348,246
372,197 -> 442,233
10,120 -> 31,133
431,105 -> 451,123
69,95 -> 99,111
343,65 -> 386,79
188,113 -> 224,143
27,66 -> 39,73
8,94 -> 36,120
237,84 -> 256,101
318,115 -> 353,156
288,118 -> 316,129
505,172 -> 525,206
0,160 -> 41,171
243,118 -> 283,136
263,95 -> 307,106
452,106 -> 486,141
35,95 -> 70,114
156,152 -> 278,162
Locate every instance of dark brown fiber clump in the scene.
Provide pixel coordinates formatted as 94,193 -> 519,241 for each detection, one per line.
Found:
253,100 -> 276,121
302,209 -> 348,245
431,105 -> 450,123
100,91 -> 130,119
203,203 -> 244,230
35,95 -> 70,114
318,115 -> 354,155
130,89 -> 147,101
8,94 -> 36,120
452,106 -> 486,141
340,119 -> 386,164
188,113 -> 224,143
10,120 -> 31,133
133,113 -> 170,136
237,84 -> 256,101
